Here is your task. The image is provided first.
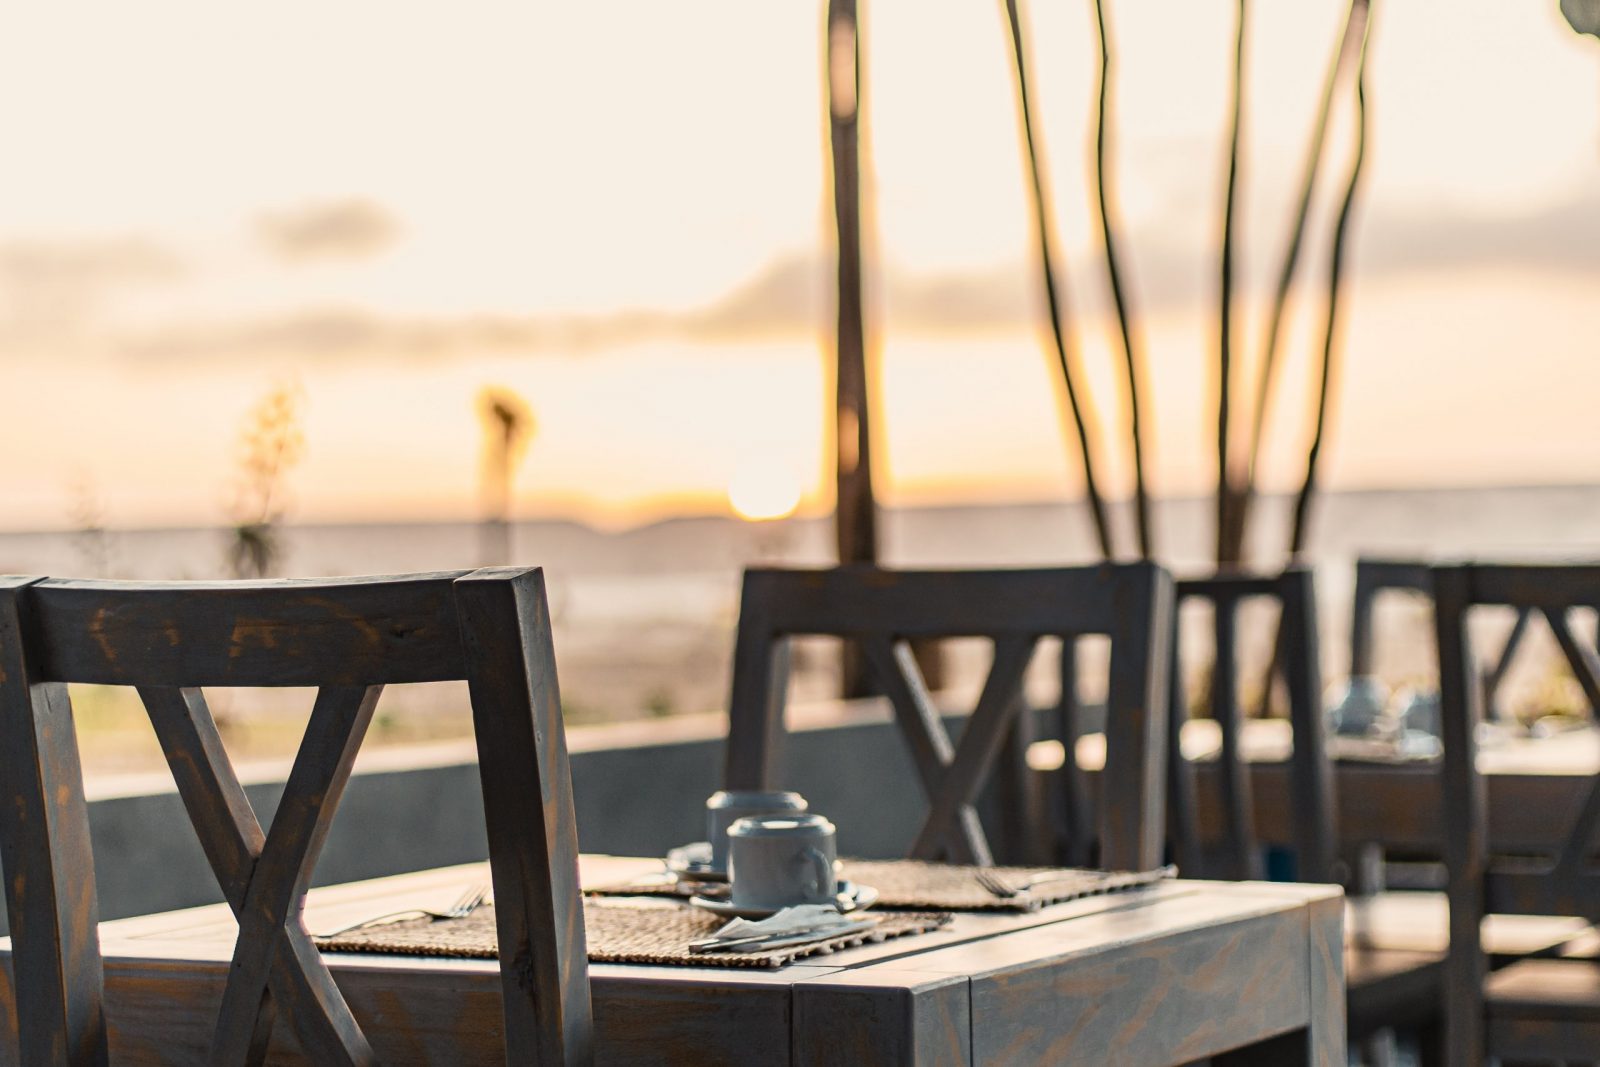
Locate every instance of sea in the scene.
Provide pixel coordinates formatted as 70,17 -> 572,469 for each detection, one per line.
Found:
4,484 -> 1599,728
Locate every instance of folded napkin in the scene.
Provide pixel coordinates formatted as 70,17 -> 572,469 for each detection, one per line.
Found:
692,904 -> 876,953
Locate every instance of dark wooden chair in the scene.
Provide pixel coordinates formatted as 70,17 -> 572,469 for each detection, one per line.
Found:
1164,567 -> 1336,884
1436,562 -> 1600,1065
1352,555 -> 1538,723
722,563 -> 1173,872
1350,557 -> 1434,682
0,569 -> 591,1066
1170,567 -> 1456,1060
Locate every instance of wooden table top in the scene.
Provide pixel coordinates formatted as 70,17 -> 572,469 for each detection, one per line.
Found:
0,856 -> 1345,1066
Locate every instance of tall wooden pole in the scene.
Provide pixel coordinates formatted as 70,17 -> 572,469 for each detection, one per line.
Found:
828,0 -> 879,697
1215,0 -> 1248,567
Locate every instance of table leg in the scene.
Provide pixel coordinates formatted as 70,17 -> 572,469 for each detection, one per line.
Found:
1306,894 -> 1348,1066
793,971 -> 971,1066
1219,892 -> 1347,1065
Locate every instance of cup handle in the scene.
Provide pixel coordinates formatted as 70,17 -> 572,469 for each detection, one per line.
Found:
802,848 -> 835,901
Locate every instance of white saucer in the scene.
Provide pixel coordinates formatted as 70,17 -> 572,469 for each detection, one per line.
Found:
666,842 -> 727,884
689,881 -> 878,920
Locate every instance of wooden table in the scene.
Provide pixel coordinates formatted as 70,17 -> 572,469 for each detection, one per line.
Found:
0,856 -> 1345,1066
1059,720 -> 1600,854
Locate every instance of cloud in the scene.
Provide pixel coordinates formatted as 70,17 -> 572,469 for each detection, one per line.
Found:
1358,187 -> 1600,280
0,236 -> 183,352
18,184 -> 1600,367
685,254 -> 822,337
119,306 -> 683,363
0,238 -> 182,287
255,199 -> 399,262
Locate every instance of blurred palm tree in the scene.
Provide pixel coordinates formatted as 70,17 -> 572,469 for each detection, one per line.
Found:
227,384 -> 304,579
478,386 -> 535,566
68,473 -> 114,578
1564,0 -> 1600,38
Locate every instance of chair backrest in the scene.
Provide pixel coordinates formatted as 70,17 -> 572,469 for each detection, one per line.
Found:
1165,567 -> 1336,883
1352,555 -> 1540,723
0,569 -> 591,1067
722,562 -> 1173,872
1435,562 -> 1600,1064
1349,557 -> 1433,679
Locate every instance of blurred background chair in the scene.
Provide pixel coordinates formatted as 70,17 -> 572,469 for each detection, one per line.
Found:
1352,555 -> 1538,726
1436,562 -> 1600,1065
0,569 -> 591,1066
722,562 -> 1173,872
1165,566 -> 1335,883
1168,565 -> 1451,1062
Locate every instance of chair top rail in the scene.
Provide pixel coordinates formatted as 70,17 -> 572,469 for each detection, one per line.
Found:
4,569 -> 499,688
1484,867 -> 1600,924
741,562 -> 1161,639
1445,562 -> 1600,611
1175,567 -> 1306,603
1355,557 -> 1434,592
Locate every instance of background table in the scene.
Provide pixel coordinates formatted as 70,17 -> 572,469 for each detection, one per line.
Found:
1063,719 -> 1600,855
0,855 -> 1344,1066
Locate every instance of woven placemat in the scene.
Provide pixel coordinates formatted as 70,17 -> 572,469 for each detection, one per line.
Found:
316,899 -> 951,970
590,860 -> 1176,913
846,860 -> 1174,911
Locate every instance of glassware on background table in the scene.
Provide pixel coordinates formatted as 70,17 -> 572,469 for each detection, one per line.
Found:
1326,676 -> 1391,737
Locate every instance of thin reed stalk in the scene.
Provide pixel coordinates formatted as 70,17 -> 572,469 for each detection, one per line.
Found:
1002,0 -> 1115,560
1288,0 -> 1372,558
1228,0 -> 1368,563
1092,0 -> 1154,559
1215,0 -> 1248,566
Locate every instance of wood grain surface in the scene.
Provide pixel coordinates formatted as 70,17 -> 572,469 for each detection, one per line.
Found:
0,857 -> 1341,1066
0,570 -> 591,1066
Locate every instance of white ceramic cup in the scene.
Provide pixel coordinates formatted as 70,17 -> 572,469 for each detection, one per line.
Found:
727,813 -> 838,912
705,790 -> 808,873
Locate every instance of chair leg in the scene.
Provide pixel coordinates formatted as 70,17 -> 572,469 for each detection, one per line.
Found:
1411,1019 -> 1443,1067
1361,1029 -> 1396,1067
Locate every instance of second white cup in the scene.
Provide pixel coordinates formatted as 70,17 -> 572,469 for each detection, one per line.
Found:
727,812 -> 838,912
705,789 -> 808,873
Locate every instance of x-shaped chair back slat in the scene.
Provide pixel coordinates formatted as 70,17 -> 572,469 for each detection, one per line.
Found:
1434,562 -> 1600,1065
723,564 -> 1173,871
0,569 -> 592,1067
142,684 -> 380,1063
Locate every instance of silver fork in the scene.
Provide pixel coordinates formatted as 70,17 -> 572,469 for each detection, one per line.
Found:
318,882 -> 490,937
974,869 -> 1087,899
976,865 -> 1176,900
435,882 -> 490,919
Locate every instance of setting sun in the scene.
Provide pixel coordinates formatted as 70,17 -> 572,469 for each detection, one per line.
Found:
728,454 -> 804,521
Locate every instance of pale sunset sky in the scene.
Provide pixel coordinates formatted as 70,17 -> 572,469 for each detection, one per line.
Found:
1,1 -> 1597,530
